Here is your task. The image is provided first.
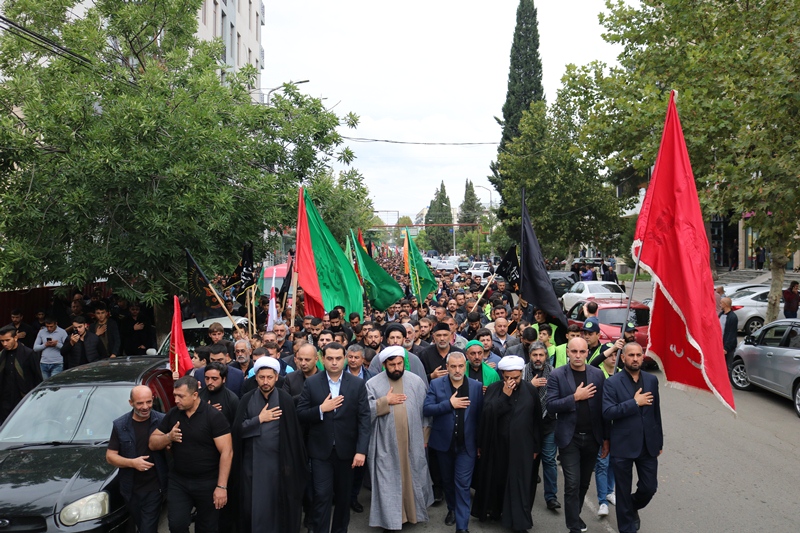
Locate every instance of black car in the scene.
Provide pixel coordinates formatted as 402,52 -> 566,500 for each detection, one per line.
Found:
548,270 -> 579,297
0,358 -> 175,532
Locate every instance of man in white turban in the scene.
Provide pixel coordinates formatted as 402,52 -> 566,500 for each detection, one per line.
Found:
471,354 -> 544,531
365,346 -> 433,531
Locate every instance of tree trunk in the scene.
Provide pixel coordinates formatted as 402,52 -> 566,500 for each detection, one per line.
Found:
153,299 -> 173,349
766,250 -> 789,323
706,222 -> 718,280
564,243 -> 575,271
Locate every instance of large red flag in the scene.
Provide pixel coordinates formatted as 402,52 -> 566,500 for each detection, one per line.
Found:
169,295 -> 193,377
633,91 -> 735,413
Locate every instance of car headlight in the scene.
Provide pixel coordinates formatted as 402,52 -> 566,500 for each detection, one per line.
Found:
59,492 -> 109,526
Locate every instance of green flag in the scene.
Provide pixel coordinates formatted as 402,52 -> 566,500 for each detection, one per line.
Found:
351,230 -> 404,311
404,228 -> 437,304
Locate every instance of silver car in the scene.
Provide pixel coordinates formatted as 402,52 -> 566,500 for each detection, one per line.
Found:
730,319 -> 800,417
729,287 -> 784,334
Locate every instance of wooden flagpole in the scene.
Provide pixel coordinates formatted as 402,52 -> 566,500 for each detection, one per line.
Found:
289,270 -> 299,331
206,283 -> 245,336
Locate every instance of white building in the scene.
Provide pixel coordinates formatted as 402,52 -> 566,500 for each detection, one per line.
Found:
196,0 -> 264,101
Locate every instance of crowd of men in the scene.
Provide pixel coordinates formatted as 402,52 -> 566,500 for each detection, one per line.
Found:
0,257 -> 663,533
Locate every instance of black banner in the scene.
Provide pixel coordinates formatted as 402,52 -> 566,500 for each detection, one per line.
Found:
494,245 -> 521,293
186,249 -> 222,321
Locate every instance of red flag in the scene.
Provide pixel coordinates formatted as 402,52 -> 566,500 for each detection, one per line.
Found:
357,228 -> 367,250
169,295 -> 193,376
295,187 -> 325,318
633,91 -> 735,413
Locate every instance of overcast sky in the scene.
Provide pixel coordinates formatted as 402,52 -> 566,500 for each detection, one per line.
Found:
262,1 -> 626,224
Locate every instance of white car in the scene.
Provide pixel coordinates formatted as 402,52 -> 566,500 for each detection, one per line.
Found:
470,261 -> 490,271
156,315 -> 249,356
560,281 -> 627,311
729,287 -> 784,334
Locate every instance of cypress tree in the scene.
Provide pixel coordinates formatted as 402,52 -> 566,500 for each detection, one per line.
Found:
489,0 -> 544,232
425,182 -> 454,254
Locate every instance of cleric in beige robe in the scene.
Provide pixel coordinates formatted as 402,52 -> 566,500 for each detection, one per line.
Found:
366,346 -> 434,530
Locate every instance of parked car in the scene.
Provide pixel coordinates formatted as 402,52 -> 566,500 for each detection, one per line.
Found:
0,358 -> 175,531
469,261 -> 489,271
560,280 -> 627,312
730,319 -> 800,417
565,299 -> 652,354
548,271 -> 579,297
466,269 -> 493,286
157,315 -> 249,357
721,282 -> 768,296
729,287 -> 784,334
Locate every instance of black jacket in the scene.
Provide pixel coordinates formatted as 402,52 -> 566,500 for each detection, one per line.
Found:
296,371 -> 371,461
61,331 -> 107,369
722,310 -> 739,353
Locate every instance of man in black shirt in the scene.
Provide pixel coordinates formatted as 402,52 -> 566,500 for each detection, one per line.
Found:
0,325 -> 42,424
547,338 -> 609,533
419,322 -> 457,382
150,376 -> 232,533
107,386 -> 168,533
199,362 -> 239,425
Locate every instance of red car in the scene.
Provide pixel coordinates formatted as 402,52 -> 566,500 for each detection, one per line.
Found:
565,298 -> 653,363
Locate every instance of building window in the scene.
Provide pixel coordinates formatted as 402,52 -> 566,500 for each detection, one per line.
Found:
248,48 -> 252,65
256,12 -> 259,41
236,33 -> 241,66
202,0 -> 207,25
213,1 -> 218,37
230,23 -> 235,63
249,0 -> 253,30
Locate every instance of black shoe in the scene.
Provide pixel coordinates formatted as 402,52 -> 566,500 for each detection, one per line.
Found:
580,518 -> 587,532
445,510 -> 456,526
634,510 -> 641,531
350,499 -> 363,513
456,530 -> 469,533
546,499 -> 561,510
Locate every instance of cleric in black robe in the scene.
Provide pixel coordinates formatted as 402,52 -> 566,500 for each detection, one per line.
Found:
471,355 -> 543,531
231,357 -> 308,533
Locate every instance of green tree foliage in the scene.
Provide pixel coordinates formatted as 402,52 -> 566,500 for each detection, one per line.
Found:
392,216 -> 414,244
458,179 -> 484,237
580,0 -> 800,320
424,182 -> 453,254
305,169 -> 374,248
0,0 -> 361,307
489,0 -> 545,236
497,93 -> 622,262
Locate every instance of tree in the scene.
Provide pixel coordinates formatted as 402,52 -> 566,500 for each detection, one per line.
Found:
392,216 -> 414,244
0,0 -> 361,312
579,0 -> 800,321
497,93 -> 622,262
489,0 -> 545,235
458,179 -> 484,237
305,169 -> 374,247
424,182 -> 453,254
364,215 -> 389,246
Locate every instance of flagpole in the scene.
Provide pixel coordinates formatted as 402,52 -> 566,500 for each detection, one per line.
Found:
615,242 -> 645,371
470,274 -> 497,313
206,282 -> 245,336
289,270 -> 299,330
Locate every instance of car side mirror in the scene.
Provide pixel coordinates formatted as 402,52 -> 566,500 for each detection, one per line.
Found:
743,335 -> 756,346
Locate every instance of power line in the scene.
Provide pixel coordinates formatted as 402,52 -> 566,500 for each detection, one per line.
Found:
341,136 -> 498,146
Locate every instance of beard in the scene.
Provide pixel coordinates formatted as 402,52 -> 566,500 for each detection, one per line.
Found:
624,361 -> 641,372
387,367 -> 405,381
368,341 -> 381,350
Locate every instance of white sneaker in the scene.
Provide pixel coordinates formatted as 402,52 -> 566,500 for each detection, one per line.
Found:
606,492 -> 616,505
598,503 -> 609,517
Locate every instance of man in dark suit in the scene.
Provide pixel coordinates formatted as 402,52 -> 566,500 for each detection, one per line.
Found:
547,337 -> 609,533
193,344 -> 244,398
602,342 -> 663,533
0,324 -> 43,424
297,342 -> 371,533
61,316 -> 107,369
720,297 -> 739,370
423,352 -> 483,533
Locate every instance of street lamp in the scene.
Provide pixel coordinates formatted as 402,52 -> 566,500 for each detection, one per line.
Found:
264,79 -> 309,105
475,185 -> 494,258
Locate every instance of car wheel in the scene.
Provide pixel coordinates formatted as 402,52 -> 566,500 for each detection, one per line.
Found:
744,317 -> 764,335
730,358 -> 754,391
793,382 -> 800,418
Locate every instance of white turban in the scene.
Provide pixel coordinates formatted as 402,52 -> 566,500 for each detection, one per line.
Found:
378,346 -> 405,364
497,355 -> 525,372
253,356 -> 280,374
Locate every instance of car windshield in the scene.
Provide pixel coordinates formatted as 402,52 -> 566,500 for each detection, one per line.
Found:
729,289 -> 756,300
598,308 -> 650,327
0,386 -> 131,447
593,284 -> 625,294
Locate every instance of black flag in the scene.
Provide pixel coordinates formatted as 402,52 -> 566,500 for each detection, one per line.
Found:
520,193 -> 568,329
277,252 -> 294,307
494,245 -> 521,293
186,249 -> 222,321
230,242 -> 255,290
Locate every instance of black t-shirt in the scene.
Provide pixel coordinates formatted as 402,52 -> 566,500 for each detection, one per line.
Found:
158,401 -> 230,479
108,417 -> 160,492
449,380 -> 468,449
570,368 -> 593,435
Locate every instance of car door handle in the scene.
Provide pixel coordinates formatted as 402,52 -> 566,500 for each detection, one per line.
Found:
766,352 -> 774,357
